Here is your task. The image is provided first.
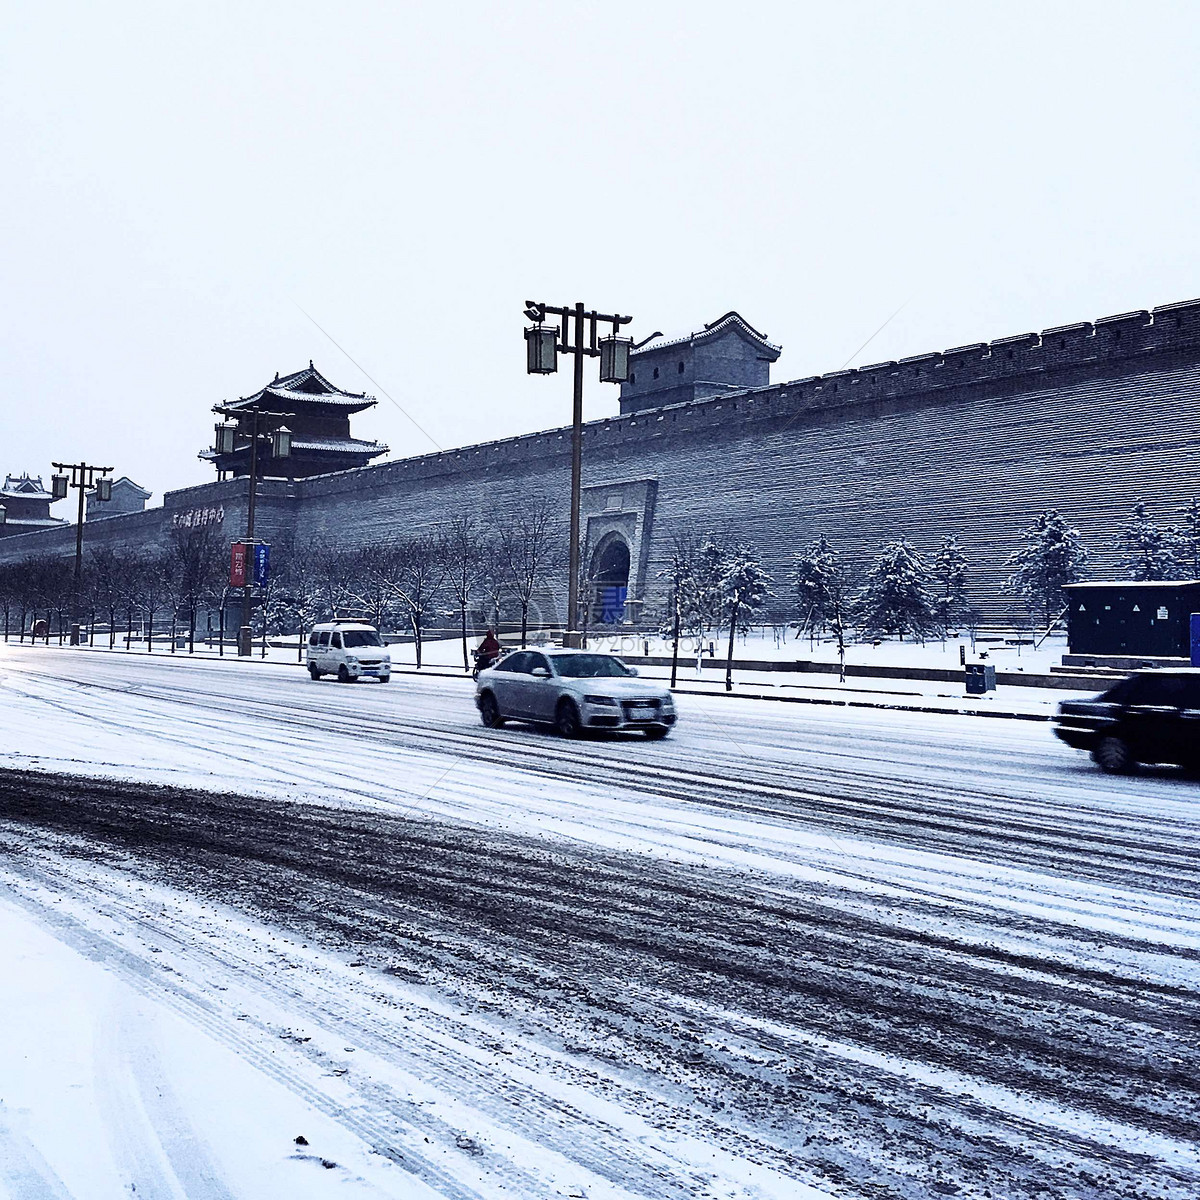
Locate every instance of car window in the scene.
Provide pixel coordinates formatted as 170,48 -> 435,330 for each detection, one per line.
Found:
331,632 -> 342,650
552,654 -> 632,679
528,653 -> 551,674
343,631 -> 382,648
1126,675 -> 1182,706
319,632 -> 331,648
309,632 -> 320,647
494,651 -> 532,673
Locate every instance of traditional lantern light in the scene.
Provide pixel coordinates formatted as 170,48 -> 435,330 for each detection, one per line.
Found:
95,477 -> 113,502
271,425 -> 292,459
525,324 -> 558,374
215,422 -> 237,455
51,473 -> 69,501
598,334 -> 633,383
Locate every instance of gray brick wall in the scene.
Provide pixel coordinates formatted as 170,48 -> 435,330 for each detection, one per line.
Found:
6,298 -> 1200,628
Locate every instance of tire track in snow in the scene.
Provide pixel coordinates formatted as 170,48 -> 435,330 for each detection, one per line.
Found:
3,772 -> 1199,1200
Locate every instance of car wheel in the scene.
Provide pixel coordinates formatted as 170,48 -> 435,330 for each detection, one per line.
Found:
337,665 -> 354,683
479,691 -> 504,728
644,725 -> 670,740
308,664 -> 321,680
1093,735 -> 1134,774
555,698 -> 583,739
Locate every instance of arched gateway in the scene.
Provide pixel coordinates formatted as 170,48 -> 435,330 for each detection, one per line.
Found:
589,534 -> 631,624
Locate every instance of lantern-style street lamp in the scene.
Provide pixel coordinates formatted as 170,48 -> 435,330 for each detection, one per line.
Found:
50,461 -> 114,645
522,301 -> 634,645
524,324 -> 559,374
598,334 -> 633,384
209,406 -> 293,655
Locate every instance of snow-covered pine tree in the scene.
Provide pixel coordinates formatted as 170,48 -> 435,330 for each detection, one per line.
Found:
718,544 -> 773,692
789,534 -> 840,647
1117,500 -> 1186,582
1002,509 -> 1089,626
1178,497 -> 1200,579
931,535 -> 969,640
856,538 -> 935,642
657,534 -> 703,687
694,539 -> 730,635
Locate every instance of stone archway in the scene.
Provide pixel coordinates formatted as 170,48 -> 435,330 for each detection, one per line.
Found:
589,533 -> 631,624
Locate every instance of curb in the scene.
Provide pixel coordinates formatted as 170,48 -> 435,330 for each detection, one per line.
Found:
666,686 -> 1054,722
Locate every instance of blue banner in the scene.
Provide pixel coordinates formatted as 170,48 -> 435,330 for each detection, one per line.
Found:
253,542 -> 270,587
1191,613 -> 1200,667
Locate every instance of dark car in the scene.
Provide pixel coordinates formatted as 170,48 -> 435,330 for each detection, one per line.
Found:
1054,670 -> 1200,773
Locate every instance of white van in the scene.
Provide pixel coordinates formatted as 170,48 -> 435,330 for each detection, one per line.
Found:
307,621 -> 392,683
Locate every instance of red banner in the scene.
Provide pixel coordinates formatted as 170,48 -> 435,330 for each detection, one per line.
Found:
230,541 -> 248,588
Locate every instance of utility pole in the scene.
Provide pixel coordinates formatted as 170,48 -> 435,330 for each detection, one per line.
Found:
50,462 -> 113,645
523,301 -> 634,646
212,407 -> 291,656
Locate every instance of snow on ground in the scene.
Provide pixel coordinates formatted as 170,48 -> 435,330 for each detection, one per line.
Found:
22,634 -> 1095,719
0,893 -> 440,1200
0,643 -> 1198,1198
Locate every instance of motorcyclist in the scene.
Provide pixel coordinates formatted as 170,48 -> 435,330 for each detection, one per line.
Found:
473,629 -> 502,675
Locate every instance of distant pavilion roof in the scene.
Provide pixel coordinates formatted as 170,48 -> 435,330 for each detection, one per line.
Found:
218,363 -> 377,415
631,311 -> 782,359
2,474 -> 54,502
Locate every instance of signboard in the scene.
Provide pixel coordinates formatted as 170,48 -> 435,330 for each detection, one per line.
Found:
173,505 -> 224,530
230,542 -> 248,588
253,543 -> 271,588
1191,614 -> 1200,667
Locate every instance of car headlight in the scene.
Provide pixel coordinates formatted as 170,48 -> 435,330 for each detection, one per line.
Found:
584,694 -> 619,706
346,656 -> 359,665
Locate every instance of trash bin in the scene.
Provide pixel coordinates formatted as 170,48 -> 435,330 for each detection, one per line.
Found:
964,664 -> 996,694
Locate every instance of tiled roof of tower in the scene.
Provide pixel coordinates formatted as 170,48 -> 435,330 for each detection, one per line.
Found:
631,312 -> 782,358
1,475 -> 53,501
222,364 -> 377,412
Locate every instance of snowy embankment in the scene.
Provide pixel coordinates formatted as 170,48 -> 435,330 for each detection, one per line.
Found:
0,644 -> 1198,1199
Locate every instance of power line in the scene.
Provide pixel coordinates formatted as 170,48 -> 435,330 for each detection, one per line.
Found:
839,300 -> 910,370
294,304 -> 443,452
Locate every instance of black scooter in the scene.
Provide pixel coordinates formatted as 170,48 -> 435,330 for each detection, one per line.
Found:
472,647 -> 501,680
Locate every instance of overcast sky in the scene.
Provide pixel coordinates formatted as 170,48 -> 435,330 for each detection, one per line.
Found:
4,2 -> 1199,506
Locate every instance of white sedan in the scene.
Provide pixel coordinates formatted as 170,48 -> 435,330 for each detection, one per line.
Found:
475,648 -> 676,738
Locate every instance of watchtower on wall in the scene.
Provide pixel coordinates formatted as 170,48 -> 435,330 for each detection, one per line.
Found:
618,312 -> 781,415
201,363 -> 389,480
0,474 -> 67,539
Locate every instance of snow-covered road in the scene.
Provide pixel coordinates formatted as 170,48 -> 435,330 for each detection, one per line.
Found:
0,644 -> 1198,1199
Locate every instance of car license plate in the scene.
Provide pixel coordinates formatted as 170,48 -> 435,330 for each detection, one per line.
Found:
629,704 -> 654,718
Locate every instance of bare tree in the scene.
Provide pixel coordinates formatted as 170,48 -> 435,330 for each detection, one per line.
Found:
130,551 -> 171,653
312,540 -> 359,622
166,524 -> 225,653
441,517 -> 486,670
383,534 -> 448,669
345,542 -> 401,631
498,498 -> 558,647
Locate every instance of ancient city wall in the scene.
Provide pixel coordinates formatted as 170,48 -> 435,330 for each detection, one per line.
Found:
5,297 -> 1200,625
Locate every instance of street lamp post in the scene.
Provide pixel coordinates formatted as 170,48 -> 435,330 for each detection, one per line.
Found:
212,407 -> 291,656
50,462 -> 113,645
522,301 -> 633,646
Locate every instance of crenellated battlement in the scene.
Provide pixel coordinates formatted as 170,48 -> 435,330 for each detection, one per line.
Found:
288,296 -> 1200,506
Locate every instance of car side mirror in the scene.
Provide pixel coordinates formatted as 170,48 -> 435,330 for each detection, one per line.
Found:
531,666 -> 551,679
626,666 -> 639,676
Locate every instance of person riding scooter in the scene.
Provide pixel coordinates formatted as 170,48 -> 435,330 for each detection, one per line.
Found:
472,629 -> 502,678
